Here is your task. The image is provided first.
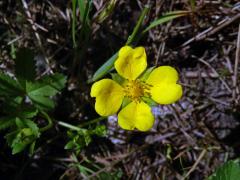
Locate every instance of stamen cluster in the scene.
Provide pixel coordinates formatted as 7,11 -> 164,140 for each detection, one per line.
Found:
124,80 -> 151,102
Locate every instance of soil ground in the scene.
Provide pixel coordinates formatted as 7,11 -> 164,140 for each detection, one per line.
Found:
0,0 -> 240,179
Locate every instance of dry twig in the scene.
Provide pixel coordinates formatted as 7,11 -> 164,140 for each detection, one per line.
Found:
233,24 -> 240,103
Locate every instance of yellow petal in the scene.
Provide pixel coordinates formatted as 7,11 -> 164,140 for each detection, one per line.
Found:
118,102 -> 154,131
115,46 -> 147,80
118,45 -> 132,58
150,83 -> 182,104
146,66 -> 179,85
91,79 -> 124,116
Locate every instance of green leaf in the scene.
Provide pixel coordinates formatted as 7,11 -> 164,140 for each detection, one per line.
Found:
5,128 -> 34,154
139,66 -> 155,81
88,52 -> 118,83
78,0 -> 88,22
15,118 -> 25,129
26,81 -> 58,97
65,130 -> 92,153
29,95 -> 55,110
82,132 -> 91,145
90,125 -> 107,137
26,73 -> 66,110
11,128 -> 34,154
17,106 -> 38,119
142,97 -> 158,107
142,11 -> 188,34
71,0 -> 92,48
111,73 -> 125,85
0,72 -> 23,96
41,73 -> 67,91
64,140 -> 75,150
126,6 -> 150,45
5,130 -> 19,148
121,97 -> 131,109
0,117 -> 16,131
79,0 -> 92,41
22,119 -> 40,137
15,48 -> 36,81
15,118 -> 39,136
3,103 -> 38,119
208,159 -> 240,180
6,118 -> 40,154
1,97 -> 24,119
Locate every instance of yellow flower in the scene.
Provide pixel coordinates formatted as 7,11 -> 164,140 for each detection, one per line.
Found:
91,46 -> 182,131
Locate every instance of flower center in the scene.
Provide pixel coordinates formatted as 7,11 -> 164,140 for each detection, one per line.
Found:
124,80 -> 151,102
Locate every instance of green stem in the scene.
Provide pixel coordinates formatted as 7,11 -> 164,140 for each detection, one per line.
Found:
58,121 -> 82,131
58,117 -> 106,131
79,116 -> 106,127
40,111 -> 53,132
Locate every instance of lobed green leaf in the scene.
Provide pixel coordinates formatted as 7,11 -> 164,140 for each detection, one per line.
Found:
6,118 -> 40,154
0,72 -> 23,96
0,117 -> 16,131
26,73 -> 66,110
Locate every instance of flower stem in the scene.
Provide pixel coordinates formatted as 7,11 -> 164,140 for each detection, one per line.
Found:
79,116 -> 106,127
58,121 -> 82,131
40,111 -> 53,132
58,116 -> 106,131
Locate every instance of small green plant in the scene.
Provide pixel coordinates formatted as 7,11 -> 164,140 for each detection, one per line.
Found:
0,48 -> 66,154
64,123 -> 107,154
208,159 -> 240,180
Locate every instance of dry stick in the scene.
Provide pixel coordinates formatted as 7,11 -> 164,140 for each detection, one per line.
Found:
181,13 -> 240,47
21,0 -> 41,45
233,24 -> 240,104
195,55 -> 232,93
86,144 -> 149,180
185,71 -> 219,78
182,149 -> 207,180
21,0 -> 53,74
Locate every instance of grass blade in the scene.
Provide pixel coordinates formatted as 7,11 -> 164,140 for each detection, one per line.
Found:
95,0 -> 117,23
126,6 -> 150,45
142,11 -> 189,34
89,6 -> 150,83
78,0 -> 87,22
81,0 -> 92,33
